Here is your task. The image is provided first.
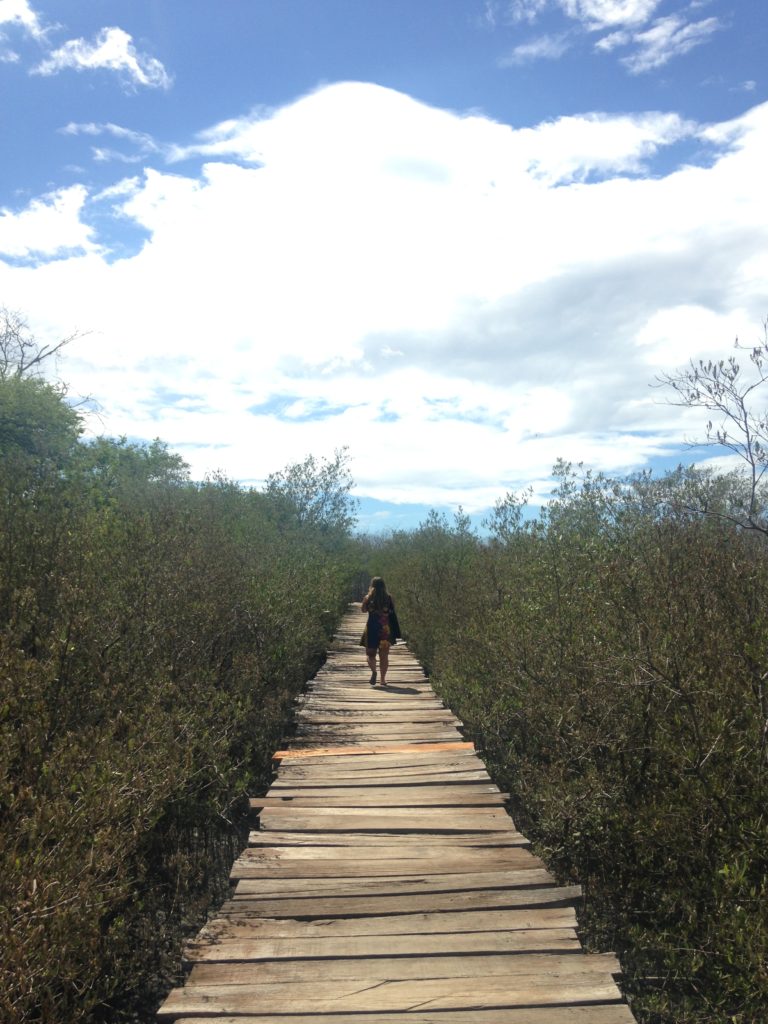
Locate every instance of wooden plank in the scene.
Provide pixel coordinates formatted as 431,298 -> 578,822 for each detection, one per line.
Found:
187,952 -> 621,984
261,782 -> 504,796
274,762 -> 490,778
198,906 -> 580,939
273,741 -> 475,760
158,973 -> 625,1016
293,720 -> 463,732
234,851 -> 536,874
297,711 -> 460,722
300,698 -> 444,707
273,749 -> 482,766
252,793 -> 509,809
288,731 -> 466,745
185,927 -> 583,962
274,758 -> 487,773
231,867 -> 554,896
231,852 -> 546,879
223,884 -> 581,917
257,803 -> 513,818
271,769 -> 493,783
170,1009 -> 637,1024
230,860 -> 548,884
256,812 -> 517,833
247,831 -> 529,848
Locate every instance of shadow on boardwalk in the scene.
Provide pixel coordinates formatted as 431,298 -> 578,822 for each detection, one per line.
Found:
158,605 -> 636,1023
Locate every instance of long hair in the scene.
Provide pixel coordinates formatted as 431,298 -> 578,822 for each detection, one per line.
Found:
366,576 -> 390,612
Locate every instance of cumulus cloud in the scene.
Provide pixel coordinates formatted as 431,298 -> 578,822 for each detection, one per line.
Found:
0,0 -> 47,60
0,84 -> 765,511
514,110 -> 695,182
0,0 -> 47,39
0,185 -> 96,258
559,0 -> 662,30
32,26 -> 172,89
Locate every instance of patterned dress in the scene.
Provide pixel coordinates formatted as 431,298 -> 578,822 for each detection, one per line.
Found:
362,596 -> 395,652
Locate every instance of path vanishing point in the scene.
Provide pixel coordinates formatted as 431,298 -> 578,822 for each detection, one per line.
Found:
158,604 -> 636,1023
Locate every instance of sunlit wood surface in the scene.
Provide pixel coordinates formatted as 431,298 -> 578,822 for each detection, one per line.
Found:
158,605 -> 635,1023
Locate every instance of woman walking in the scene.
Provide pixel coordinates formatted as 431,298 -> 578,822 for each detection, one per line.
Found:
361,576 -> 400,686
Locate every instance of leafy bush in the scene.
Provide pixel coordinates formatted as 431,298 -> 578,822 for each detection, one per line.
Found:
0,375 -> 356,1022
371,466 -> 768,1024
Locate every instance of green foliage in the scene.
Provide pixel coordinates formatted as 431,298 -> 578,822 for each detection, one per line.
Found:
369,464 -> 768,1024
265,446 -> 359,538
0,377 -> 355,1022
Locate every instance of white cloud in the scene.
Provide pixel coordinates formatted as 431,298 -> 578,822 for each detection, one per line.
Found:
621,14 -> 721,73
559,0 -> 661,30
0,84 -> 765,512
515,110 -> 695,182
503,0 -> 550,24
92,176 -> 142,202
61,122 -> 161,163
499,33 -> 571,65
494,2 -> 719,75
32,26 -> 171,89
496,0 -> 660,28
0,0 -> 46,39
0,185 -> 96,258
594,29 -> 630,51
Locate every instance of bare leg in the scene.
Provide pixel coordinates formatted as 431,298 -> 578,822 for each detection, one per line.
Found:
366,649 -> 377,684
379,645 -> 389,686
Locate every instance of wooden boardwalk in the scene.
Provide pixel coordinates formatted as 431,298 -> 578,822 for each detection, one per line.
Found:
158,606 -> 635,1024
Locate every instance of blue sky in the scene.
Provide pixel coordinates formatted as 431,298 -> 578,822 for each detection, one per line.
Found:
1,1 -> 766,531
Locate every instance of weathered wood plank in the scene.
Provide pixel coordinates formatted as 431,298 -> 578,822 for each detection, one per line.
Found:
297,712 -> 452,720
256,810 -> 517,832
159,973 -> 625,1016
274,754 -> 484,771
185,927 -> 583,962
231,867 -> 554,896
252,794 -> 509,809
247,830 -> 529,847
231,849 -> 539,877
260,782 -> 504,796
287,731 -> 466,746
300,698 -> 445,708
257,803 -> 513,818
197,906 -> 580,938
170,1009 -> 637,1024
273,741 -> 475,760
187,952 -> 621,984
223,883 -> 582,917
272,769 -> 493,784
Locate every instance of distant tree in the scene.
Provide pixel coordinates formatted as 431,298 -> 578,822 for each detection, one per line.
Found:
0,375 -> 82,465
658,319 -> 768,534
265,447 -> 358,537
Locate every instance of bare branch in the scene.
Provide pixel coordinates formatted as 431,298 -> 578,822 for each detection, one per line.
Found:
656,319 -> 768,529
0,306 -> 85,381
